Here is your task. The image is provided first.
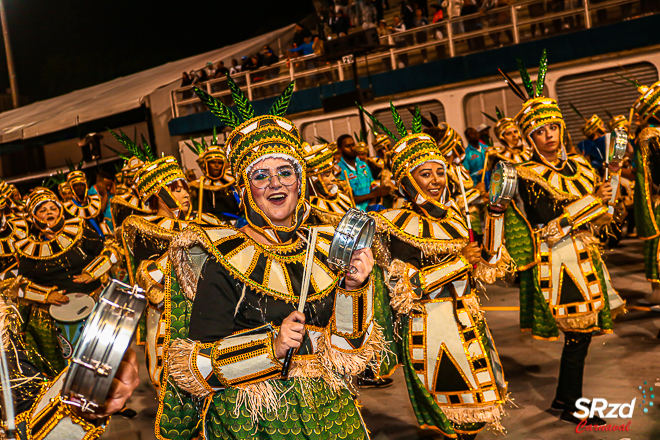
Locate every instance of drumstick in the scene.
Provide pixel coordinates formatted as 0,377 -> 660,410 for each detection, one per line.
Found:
0,336 -> 16,439
455,165 -> 474,242
343,170 -> 356,208
281,227 -> 318,378
604,132 -> 611,181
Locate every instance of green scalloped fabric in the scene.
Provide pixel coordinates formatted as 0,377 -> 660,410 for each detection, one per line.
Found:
372,265 -> 401,377
207,379 -> 368,440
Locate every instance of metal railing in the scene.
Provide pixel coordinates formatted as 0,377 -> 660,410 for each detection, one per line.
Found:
171,0 -> 655,119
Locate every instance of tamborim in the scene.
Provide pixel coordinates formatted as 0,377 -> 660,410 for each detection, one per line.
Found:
489,161 -> 517,206
327,208 -> 375,273
608,128 -> 628,163
61,279 -> 146,412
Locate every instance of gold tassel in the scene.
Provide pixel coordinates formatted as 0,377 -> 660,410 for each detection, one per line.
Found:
167,339 -> 211,399
312,208 -> 342,226
555,312 -> 598,332
462,295 -> 483,321
439,402 -> 506,432
473,247 -> 516,285
516,166 -> 580,202
610,304 -> 627,320
385,260 -> 424,315
315,324 -> 388,377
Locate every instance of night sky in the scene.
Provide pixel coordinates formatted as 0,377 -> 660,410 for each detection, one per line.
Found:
0,0 -> 315,102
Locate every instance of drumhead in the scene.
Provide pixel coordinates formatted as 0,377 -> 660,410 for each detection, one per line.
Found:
50,293 -> 96,323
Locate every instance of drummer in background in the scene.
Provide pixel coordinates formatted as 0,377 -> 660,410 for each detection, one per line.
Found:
185,128 -> 241,223
62,171 -> 108,237
156,82 -> 382,440
0,291 -> 140,440
13,188 -> 119,377
362,104 -> 510,439
336,133 -> 391,210
481,107 -> 531,189
120,156 -> 220,388
497,52 -> 624,426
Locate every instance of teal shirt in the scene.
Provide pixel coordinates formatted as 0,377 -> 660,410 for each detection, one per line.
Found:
88,186 -> 113,232
337,157 -> 374,211
463,142 -> 489,183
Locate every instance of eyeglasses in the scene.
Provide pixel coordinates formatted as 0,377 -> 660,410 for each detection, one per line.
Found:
249,166 -> 298,189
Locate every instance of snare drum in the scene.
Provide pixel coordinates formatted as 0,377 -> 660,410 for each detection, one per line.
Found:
327,208 -> 376,273
49,293 -> 96,358
489,161 -> 518,207
61,279 -> 146,412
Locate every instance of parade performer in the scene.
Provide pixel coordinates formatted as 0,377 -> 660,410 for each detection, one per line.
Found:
0,293 -> 140,440
571,105 -> 608,172
154,79 -> 383,440
631,79 -> 660,304
106,130 -> 154,233
62,171 -> 107,237
301,141 -> 354,225
360,104 -> 510,439
121,155 -> 220,387
13,188 -> 116,376
185,127 -> 241,223
481,107 -> 532,187
499,51 -> 624,425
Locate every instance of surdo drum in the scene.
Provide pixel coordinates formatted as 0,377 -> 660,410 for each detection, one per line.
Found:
327,208 -> 376,273
489,161 -> 518,207
61,279 -> 146,412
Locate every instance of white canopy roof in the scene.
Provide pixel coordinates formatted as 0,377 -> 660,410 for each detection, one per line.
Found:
0,24 -> 295,144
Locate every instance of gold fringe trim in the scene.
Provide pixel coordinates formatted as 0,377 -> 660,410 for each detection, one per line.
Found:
516,166 -> 579,202
462,295 -> 483,321
555,312 -> 598,332
372,214 -> 468,258
312,208 -> 342,226
169,228 -> 204,301
439,402 -> 506,432
167,339 -> 211,399
385,260 -> 424,316
315,324 -> 388,377
610,304 -> 627,320
122,215 -> 177,251
473,247 -> 516,285
372,234 -> 392,269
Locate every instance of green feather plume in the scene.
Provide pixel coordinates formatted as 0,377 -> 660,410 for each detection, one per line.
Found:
481,111 -> 498,124
517,57 -> 534,98
315,136 -> 329,144
193,86 -> 241,129
269,82 -> 295,116
495,106 -> 505,120
357,103 -> 399,141
412,107 -> 422,134
225,74 -> 254,122
390,101 -> 407,138
614,72 -> 642,89
568,103 -> 586,121
535,49 -> 548,97
211,126 -> 218,145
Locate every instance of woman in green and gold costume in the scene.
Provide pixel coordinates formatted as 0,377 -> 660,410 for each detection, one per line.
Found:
361,104 -> 510,439
631,80 -> 660,304
120,155 -> 220,388
154,79 -> 383,440
498,51 -> 624,425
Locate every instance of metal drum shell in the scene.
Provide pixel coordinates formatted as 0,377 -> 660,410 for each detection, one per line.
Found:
61,280 -> 146,412
609,129 -> 628,162
328,208 -> 376,272
489,161 -> 518,206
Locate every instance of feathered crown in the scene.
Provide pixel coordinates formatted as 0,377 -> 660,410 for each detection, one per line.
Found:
184,126 -> 227,167
193,75 -> 300,183
482,107 -> 518,141
106,129 -> 155,165
500,49 -> 564,139
300,142 -> 336,176
359,102 -> 443,183
134,156 -> 186,203
568,103 -> 605,138
612,69 -> 660,125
